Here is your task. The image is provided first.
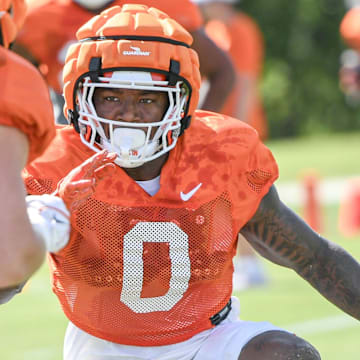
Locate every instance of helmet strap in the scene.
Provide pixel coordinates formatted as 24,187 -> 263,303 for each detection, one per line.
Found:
89,57 -> 102,82
70,57 -> 103,133
67,109 -> 81,133
0,27 -> 3,47
180,115 -> 191,136
168,60 -> 180,86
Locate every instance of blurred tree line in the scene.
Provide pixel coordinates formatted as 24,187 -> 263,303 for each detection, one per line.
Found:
239,0 -> 360,138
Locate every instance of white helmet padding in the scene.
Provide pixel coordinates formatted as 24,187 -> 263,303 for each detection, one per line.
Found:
77,71 -> 188,168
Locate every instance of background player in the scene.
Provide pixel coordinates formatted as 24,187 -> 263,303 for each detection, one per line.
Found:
0,0 -> 57,296
339,2 -> 360,105
0,0 -> 116,304
19,5 -> 360,359
194,0 -> 268,140
194,0 -> 269,291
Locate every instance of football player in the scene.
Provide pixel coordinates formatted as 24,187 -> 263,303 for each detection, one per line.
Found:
21,5 -> 360,359
0,0 -> 115,304
339,5 -> 360,105
193,0 -> 270,292
0,0 -> 58,296
13,0 -> 235,124
194,0 -> 268,140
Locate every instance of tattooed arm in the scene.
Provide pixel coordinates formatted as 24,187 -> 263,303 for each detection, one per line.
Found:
240,185 -> 360,320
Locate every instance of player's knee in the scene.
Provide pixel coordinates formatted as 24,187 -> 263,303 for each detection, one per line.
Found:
238,330 -> 321,360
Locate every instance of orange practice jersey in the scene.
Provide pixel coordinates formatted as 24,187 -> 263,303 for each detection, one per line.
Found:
16,0 -> 203,94
23,111 -> 278,346
205,13 -> 268,140
0,47 -> 55,163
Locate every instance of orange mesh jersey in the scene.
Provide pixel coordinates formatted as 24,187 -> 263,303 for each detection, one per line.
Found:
205,13 -> 268,141
0,47 -> 55,163
23,111 -> 278,346
16,0 -> 203,94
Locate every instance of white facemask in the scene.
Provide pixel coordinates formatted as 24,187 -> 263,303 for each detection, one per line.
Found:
73,0 -> 113,11
76,71 -> 188,168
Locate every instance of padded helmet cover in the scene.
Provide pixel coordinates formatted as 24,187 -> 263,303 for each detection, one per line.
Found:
63,4 -> 201,123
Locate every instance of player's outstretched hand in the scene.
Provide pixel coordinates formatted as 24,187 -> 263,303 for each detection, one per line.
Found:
56,150 -> 117,211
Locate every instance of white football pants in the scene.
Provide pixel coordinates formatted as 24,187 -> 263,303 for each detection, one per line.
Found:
63,296 -> 285,360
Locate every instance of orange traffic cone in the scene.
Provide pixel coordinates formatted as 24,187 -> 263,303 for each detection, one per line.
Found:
338,178 -> 360,238
302,171 -> 323,233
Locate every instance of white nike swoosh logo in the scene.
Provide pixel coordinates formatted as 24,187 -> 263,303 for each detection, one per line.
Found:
180,183 -> 202,201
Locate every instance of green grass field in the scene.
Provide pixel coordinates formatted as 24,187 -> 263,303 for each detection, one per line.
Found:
1,132 -> 359,359
266,131 -> 360,181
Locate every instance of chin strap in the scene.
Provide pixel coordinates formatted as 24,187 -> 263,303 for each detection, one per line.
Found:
0,27 -> 4,47
180,115 -> 191,136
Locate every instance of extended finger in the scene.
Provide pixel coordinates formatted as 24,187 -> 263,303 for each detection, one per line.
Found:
94,163 -> 116,181
81,150 -> 111,178
83,151 -> 117,179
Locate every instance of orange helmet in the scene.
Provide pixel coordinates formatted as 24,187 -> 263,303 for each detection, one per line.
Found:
340,7 -> 360,50
63,4 -> 201,168
0,0 -> 27,48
